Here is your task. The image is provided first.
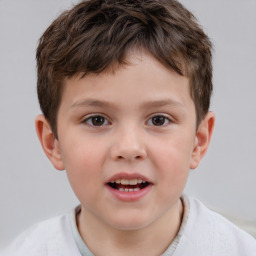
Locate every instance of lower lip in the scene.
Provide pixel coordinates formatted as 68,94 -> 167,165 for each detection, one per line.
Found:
105,184 -> 152,202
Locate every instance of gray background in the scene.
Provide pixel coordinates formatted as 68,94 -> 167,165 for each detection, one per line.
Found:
0,0 -> 256,247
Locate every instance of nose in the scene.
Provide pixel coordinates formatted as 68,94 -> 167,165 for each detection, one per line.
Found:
110,127 -> 147,161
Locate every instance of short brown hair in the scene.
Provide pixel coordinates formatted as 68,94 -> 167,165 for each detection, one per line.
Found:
37,0 -> 212,137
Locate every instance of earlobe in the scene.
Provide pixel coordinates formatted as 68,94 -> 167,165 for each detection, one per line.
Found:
35,115 -> 65,170
190,112 -> 215,169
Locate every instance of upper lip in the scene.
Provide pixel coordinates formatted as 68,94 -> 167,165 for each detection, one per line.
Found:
105,172 -> 152,184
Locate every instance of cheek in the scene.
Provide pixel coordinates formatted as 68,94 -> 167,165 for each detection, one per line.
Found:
150,135 -> 193,186
61,134 -> 106,171
60,139 -> 107,198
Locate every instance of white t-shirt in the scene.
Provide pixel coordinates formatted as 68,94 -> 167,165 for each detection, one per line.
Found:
3,196 -> 256,256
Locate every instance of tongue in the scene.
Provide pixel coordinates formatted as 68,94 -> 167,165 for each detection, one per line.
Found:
108,182 -> 149,190
116,184 -> 141,190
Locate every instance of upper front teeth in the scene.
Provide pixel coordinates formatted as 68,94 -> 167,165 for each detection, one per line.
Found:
111,179 -> 145,185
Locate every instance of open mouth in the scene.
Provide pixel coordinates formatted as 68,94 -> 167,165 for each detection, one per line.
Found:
107,178 -> 150,192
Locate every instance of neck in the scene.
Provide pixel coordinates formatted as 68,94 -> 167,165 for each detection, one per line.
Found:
77,199 -> 184,256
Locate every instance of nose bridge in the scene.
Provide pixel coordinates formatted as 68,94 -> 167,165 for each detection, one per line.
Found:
111,123 -> 147,161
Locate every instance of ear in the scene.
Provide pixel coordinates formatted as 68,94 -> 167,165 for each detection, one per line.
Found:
35,115 -> 65,170
190,112 -> 215,169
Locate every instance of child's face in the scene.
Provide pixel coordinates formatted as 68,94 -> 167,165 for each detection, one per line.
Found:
54,52 -> 200,230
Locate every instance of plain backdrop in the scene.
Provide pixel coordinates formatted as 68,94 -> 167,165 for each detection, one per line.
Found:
0,0 -> 256,247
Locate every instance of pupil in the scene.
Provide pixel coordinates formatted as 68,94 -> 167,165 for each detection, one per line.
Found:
92,116 -> 104,126
152,116 -> 165,126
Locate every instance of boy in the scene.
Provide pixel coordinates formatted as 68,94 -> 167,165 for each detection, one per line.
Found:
4,0 -> 256,255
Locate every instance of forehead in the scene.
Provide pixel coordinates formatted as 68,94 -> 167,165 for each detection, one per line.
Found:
59,52 -> 193,112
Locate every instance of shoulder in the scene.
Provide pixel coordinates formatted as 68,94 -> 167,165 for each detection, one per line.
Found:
174,196 -> 256,256
3,211 -> 81,256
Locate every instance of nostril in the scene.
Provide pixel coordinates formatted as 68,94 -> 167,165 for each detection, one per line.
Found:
117,154 -> 144,160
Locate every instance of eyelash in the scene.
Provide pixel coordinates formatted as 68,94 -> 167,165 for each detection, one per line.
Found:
82,114 -> 172,127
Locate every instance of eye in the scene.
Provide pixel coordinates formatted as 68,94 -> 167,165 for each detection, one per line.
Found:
83,115 -> 109,126
147,115 -> 171,126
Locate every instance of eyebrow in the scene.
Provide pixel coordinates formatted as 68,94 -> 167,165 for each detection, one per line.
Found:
71,99 -> 116,109
140,99 -> 185,109
71,98 -> 185,110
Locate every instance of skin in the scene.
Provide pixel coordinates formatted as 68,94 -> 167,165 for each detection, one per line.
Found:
36,52 -> 215,255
